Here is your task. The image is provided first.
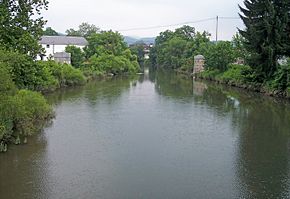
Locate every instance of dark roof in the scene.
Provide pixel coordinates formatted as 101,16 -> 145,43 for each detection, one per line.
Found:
40,36 -> 88,46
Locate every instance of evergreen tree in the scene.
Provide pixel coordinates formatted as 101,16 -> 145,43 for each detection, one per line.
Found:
239,0 -> 290,80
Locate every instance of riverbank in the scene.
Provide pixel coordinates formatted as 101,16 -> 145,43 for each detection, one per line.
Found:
175,65 -> 290,100
194,67 -> 290,100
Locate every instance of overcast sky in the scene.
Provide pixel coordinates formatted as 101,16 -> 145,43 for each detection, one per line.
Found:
43,0 -> 245,40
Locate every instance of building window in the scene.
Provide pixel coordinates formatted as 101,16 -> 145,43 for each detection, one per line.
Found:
46,44 -> 50,48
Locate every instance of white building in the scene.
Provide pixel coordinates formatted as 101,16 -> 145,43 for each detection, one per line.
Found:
39,36 -> 88,63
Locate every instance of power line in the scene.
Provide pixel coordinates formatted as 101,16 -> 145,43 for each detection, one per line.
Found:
117,16 -> 240,32
117,17 -> 216,32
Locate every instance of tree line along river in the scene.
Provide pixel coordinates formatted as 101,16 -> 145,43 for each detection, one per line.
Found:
1,69 -> 290,199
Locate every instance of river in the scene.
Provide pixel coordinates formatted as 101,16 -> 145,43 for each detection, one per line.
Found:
1,69 -> 290,199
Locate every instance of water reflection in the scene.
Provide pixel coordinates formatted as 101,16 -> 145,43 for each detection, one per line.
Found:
152,69 -> 290,198
1,70 -> 290,198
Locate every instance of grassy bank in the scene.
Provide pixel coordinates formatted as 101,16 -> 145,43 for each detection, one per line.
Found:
196,64 -> 290,99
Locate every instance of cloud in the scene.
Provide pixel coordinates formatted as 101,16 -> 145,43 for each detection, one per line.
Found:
43,0 -> 245,40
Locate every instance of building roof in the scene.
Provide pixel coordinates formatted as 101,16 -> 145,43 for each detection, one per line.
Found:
40,36 -> 88,46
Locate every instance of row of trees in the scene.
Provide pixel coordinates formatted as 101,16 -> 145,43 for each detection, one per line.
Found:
148,25 -> 238,72
62,24 -> 140,76
148,0 -> 290,94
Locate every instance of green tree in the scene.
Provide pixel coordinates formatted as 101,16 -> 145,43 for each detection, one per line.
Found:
239,0 -> 290,80
84,31 -> 127,58
65,45 -> 85,68
66,22 -> 99,38
203,41 -> 236,72
43,27 -> 59,36
150,26 -> 211,70
130,43 -> 145,64
0,0 -> 48,58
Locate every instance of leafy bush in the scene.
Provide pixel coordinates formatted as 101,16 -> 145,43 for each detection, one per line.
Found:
88,53 -> 139,75
269,62 -> 290,90
0,64 -> 53,152
221,64 -> 254,83
203,41 -> 236,72
36,60 -> 86,88
0,49 -> 38,89
62,64 -> 86,86
65,45 -> 85,68
199,69 -> 222,80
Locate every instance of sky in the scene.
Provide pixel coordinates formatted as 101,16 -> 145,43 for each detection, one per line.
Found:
43,0 -> 245,41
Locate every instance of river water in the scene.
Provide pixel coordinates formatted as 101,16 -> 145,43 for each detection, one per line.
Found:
1,70 -> 290,199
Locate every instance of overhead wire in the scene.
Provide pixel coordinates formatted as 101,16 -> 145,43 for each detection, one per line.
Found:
116,16 -> 240,32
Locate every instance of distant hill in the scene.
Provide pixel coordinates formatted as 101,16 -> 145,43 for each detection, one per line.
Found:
124,36 -> 155,45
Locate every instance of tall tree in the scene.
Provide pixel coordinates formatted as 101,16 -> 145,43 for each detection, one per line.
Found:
43,27 -> 58,36
66,22 -> 99,38
239,0 -> 290,80
0,0 -> 48,58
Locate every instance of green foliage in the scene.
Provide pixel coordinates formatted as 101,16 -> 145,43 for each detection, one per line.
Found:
37,60 -> 86,87
130,43 -> 145,64
0,49 -> 40,89
84,30 -> 140,75
84,31 -> 127,58
0,65 -> 53,152
65,45 -> 85,68
12,90 -> 53,137
0,63 -> 17,96
221,64 -> 254,83
66,22 -> 99,38
267,62 -> 290,91
198,69 -> 222,80
239,0 -> 290,79
203,41 -> 236,72
0,0 -> 48,58
149,25 -> 210,70
61,64 -> 86,86
88,53 -> 139,75
43,27 -> 59,36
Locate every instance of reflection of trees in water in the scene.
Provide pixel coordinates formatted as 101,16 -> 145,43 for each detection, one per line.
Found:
0,134 -> 50,199
153,69 -> 193,98
46,76 -> 139,107
84,76 -> 138,106
235,98 -> 290,199
196,82 -> 290,198
154,70 -> 290,197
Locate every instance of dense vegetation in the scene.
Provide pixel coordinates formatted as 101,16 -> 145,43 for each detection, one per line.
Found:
148,0 -> 290,98
64,27 -> 140,77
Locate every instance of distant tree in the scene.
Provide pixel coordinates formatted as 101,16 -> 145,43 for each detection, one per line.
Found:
0,0 -> 48,58
43,27 -> 59,36
66,22 -> 99,38
150,26 -> 211,70
203,41 -> 236,72
239,0 -> 290,80
84,31 -> 127,58
130,43 -> 146,64
65,46 -> 85,68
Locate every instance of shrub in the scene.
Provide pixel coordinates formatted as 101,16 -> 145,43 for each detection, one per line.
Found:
62,64 -> 86,86
12,90 -> 53,137
36,60 -> 86,87
221,64 -> 254,83
270,62 -> 290,90
0,49 -> 37,89
199,69 -> 221,80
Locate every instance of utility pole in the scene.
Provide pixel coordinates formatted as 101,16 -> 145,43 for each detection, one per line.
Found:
216,16 -> 219,43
